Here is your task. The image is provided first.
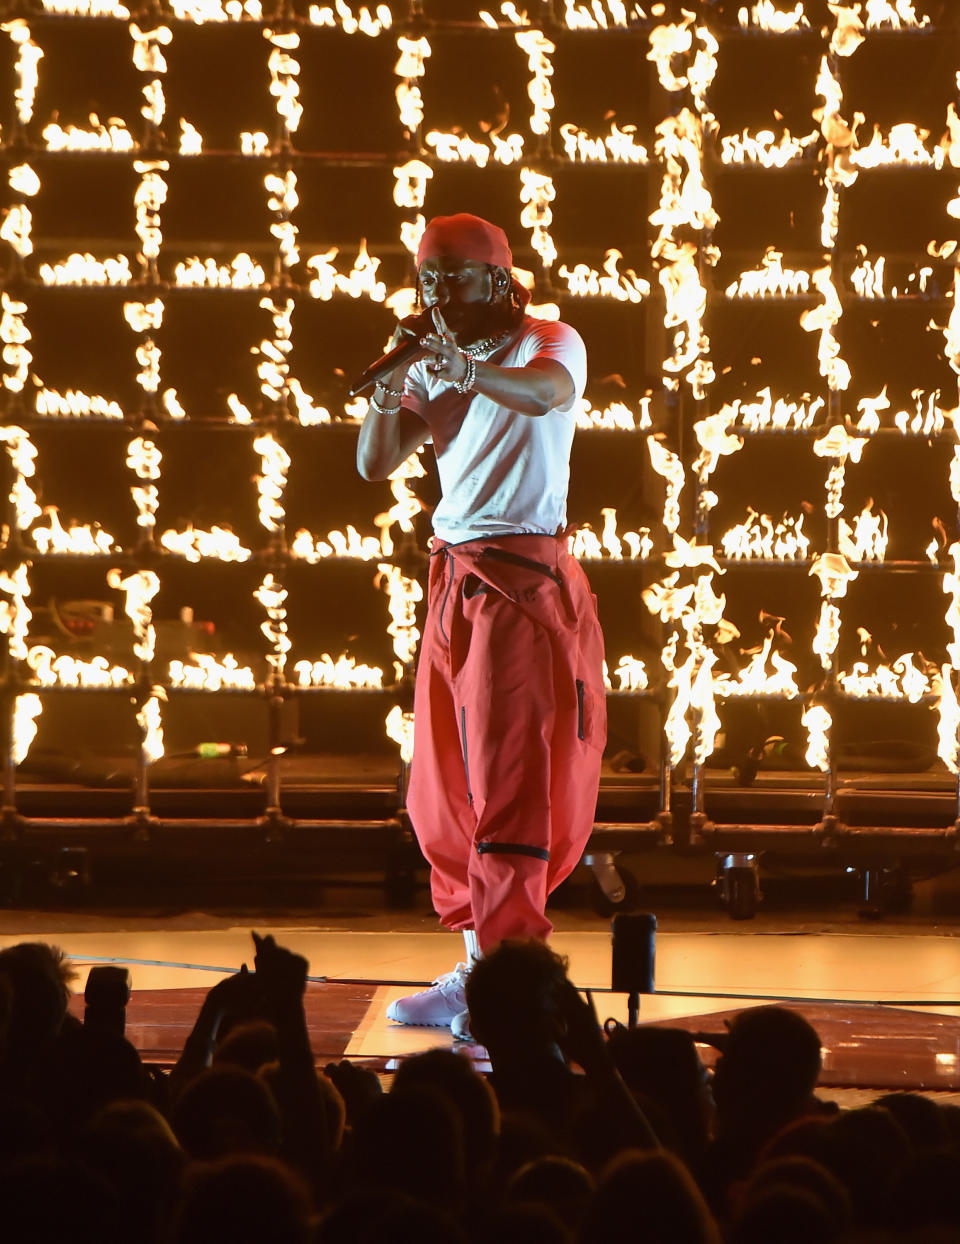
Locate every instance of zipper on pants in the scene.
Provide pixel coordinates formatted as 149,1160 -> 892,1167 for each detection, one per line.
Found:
460,706 -> 473,804
576,679 -> 585,741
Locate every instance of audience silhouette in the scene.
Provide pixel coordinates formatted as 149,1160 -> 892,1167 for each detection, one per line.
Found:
0,930 -> 954,1244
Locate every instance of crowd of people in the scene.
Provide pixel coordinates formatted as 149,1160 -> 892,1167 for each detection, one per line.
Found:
0,931 -> 957,1244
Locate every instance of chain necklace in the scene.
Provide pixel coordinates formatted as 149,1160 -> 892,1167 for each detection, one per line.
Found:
460,328 -> 512,360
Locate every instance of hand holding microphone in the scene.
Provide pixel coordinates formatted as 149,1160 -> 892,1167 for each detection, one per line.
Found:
348,307 -> 436,397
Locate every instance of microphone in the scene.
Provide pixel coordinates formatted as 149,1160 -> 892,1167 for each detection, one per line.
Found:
348,310 -> 434,398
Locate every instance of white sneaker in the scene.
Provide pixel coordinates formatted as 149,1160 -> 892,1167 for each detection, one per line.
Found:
386,963 -> 469,1028
450,1009 -> 473,1042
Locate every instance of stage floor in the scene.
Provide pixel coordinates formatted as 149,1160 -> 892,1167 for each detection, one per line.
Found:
4,911 -> 960,1104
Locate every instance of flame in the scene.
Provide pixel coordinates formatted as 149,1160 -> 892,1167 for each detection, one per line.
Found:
720,126 -> 818,166
168,0 -> 262,18
41,0 -> 130,13
0,563 -> 32,661
385,703 -> 415,764
254,574 -> 291,679
693,409 -> 744,481
2,20 -> 43,125
850,246 -> 886,297
813,600 -> 841,670
0,425 -> 41,531
265,28 -> 303,134
647,10 -> 695,92
854,386 -> 890,432
941,542 -> 960,668
892,385 -> 947,437
714,631 -> 800,699
800,266 -> 850,391
168,653 -> 256,691
35,388 -> 124,419
9,164 -> 40,196
290,526 -> 382,562
309,3 -> 392,34
174,254 -> 265,288
864,0 -> 929,28
241,131 -> 270,156
802,703 -> 831,771
395,36 -> 430,132
720,509 -> 810,561
561,1 -> 645,28
557,250 -> 650,302
160,525 -> 252,562
515,29 -> 554,136
559,121 -> 648,164
133,161 -> 168,263
425,129 -> 525,167
39,253 -> 132,286
306,240 -> 386,302
254,433 -> 290,533
720,388 -> 824,432
375,562 -> 422,672
255,296 -> 293,402
608,655 -> 649,692
43,115 -> 135,153
265,172 -> 299,269
839,648 -> 931,702
810,551 -> 858,599
31,507 -> 116,556
935,268 -> 960,377
737,2 -> 810,32
293,654 -> 384,689
12,694 -> 42,766
1,204 -> 33,258
575,396 -> 652,430
107,568 -> 160,663
571,510 -> 653,561
179,120 -> 203,154
839,499 -> 888,561
137,689 -> 165,764
648,437 -> 685,534
126,436 -> 161,531
853,122 -> 938,169
1,292 -> 32,393
373,454 -> 425,558
813,425 -> 866,518
726,248 -> 812,298
287,379 -> 332,426
519,168 -> 557,270
393,160 -> 432,211
27,646 -> 133,688
934,665 -> 960,774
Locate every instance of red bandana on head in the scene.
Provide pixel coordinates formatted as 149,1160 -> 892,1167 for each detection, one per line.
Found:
416,213 -> 513,269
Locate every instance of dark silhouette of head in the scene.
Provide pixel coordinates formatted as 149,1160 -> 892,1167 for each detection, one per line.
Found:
465,940 -> 570,1053
172,1065 -> 282,1160
729,1184 -> 839,1244
605,1025 -> 712,1164
506,1154 -> 595,1228
392,1048 -> 498,1176
172,1154 -> 311,1244
0,942 -> 75,1064
349,1085 -> 465,1211
580,1149 -> 720,1244
712,1007 -> 822,1130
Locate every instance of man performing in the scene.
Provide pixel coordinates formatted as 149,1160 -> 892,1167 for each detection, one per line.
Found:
357,213 -> 606,1037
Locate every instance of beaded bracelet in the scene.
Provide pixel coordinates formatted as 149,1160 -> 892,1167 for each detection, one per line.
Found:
376,382 -> 405,398
369,392 -> 401,416
453,353 -> 476,395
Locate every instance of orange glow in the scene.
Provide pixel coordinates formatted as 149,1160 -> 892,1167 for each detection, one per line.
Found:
169,654 -> 256,691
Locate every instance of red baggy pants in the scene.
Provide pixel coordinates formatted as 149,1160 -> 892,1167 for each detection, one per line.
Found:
406,533 -> 607,951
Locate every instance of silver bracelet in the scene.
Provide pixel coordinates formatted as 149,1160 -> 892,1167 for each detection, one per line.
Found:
369,392 -> 401,415
376,382 -> 404,398
453,353 -> 476,395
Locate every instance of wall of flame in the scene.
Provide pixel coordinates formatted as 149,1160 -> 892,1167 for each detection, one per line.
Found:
1,0 -> 959,827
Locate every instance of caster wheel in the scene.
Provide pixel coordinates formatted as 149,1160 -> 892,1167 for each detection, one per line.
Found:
590,867 -> 640,917
723,867 -> 760,920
